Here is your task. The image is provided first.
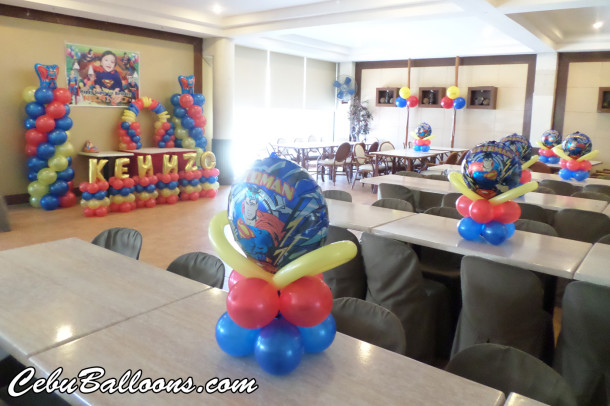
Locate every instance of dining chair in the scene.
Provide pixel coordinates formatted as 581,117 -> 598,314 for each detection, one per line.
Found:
451,256 -> 554,364
571,191 -> 610,202
447,344 -> 577,406
350,143 -> 376,189
444,152 -> 460,165
316,142 -> 352,185
91,227 -> 143,259
378,183 -> 417,210
423,206 -> 462,219
529,161 -> 552,173
396,170 -> 423,178
322,189 -> 352,202
518,202 -> 551,224
535,186 -> 557,194
457,151 -> 467,165
423,174 -> 449,182
553,209 -> 610,243
275,137 -> 297,161
539,179 -> 581,196
416,191 -> 444,213
372,198 -> 414,212
378,141 -> 395,173
322,226 -> 367,299
441,192 -> 461,208
514,219 -> 558,236
367,141 -> 379,153
583,184 -> 610,196
331,297 -> 406,355
554,281 -> 610,406
167,252 -> 225,288
597,234 -> 610,244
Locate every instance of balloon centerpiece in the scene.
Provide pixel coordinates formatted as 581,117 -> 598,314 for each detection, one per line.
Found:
553,131 -> 598,182
449,141 -> 538,245
500,133 -> 537,184
537,130 -> 561,164
209,153 -> 357,375
443,85 -> 466,110
394,86 -> 419,109
413,122 -> 433,152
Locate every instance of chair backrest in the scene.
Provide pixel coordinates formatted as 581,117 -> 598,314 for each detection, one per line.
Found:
322,226 -> 367,299
424,206 -> 462,219
307,135 -> 319,142
514,219 -> 558,236
457,151 -> 467,164
332,297 -> 406,355
293,137 -> 306,143
447,344 -> 578,406
571,191 -> 610,202
372,198 -> 414,212
554,281 -> 610,406
539,179 -> 580,196
444,152 -> 460,165
91,227 -> 143,259
416,191 -> 443,213
396,170 -> 423,178
441,192 -> 462,208
424,174 -> 449,182
379,141 -> 394,151
452,256 -> 553,360
529,161 -> 552,173
583,184 -> 610,196
322,189 -> 352,202
360,232 -> 435,362
334,142 -> 352,162
518,202 -> 549,223
597,233 -> 610,244
378,183 -> 417,209
367,141 -> 379,153
535,186 -> 556,194
353,143 -> 367,165
553,209 -> 610,243
167,252 -> 225,288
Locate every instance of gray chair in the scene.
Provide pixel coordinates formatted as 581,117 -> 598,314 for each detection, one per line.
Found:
539,179 -> 581,196
167,252 -> 225,288
424,174 -> 449,182
553,209 -> 610,243
372,198 -> 414,212
417,191 -> 444,213
332,297 -> 406,355
441,192 -> 461,208
322,226 -> 367,299
597,234 -> 610,244
583,184 -> 610,196
536,186 -> 557,194
554,282 -> 610,406
452,256 -> 554,363
518,202 -> 550,224
322,189 -> 352,202
571,191 -> 610,203
514,219 -> 558,236
378,183 -> 417,209
396,170 -> 423,178
0,196 -> 9,232
447,344 -> 577,406
91,227 -> 143,259
423,206 -> 462,219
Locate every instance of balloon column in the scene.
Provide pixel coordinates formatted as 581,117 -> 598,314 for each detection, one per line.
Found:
537,130 -> 561,164
209,154 -> 357,375
442,86 -> 466,111
169,75 -> 207,160
449,142 -> 538,245
413,122 -> 434,152
118,97 -> 173,149
24,64 -> 77,211
500,133 -> 537,184
553,131 -> 598,181
395,86 -> 419,109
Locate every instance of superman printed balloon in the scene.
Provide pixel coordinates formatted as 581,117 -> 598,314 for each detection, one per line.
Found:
462,141 -> 521,199
415,122 -> 432,139
500,133 -> 532,163
228,154 -> 329,273
562,131 -> 592,159
541,130 -> 561,148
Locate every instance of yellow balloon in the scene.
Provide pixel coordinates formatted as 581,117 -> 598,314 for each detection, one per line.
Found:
56,142 -> 75,158
208,211 -> 273,283
577,149 -> 599,162
126,194 -> 136,202
154,121 -> 162,130
139,192 -> 150,200
101,197 -> 110,206
536,140 -> 547,149
183,138 -> 196,149
88,199 -> 101,209
28,181 -> 49,198
521,155 -> 538,170
447,86 -> 460,99
552,146 -> 571,161
489,181 -> 538,204
29,196 -> 41,208
172,117 -> 182,126
152,191 -> 159,199
422,135 -> 435,141
80,199 -> 89,208
48,155 -> 69,171
399,87 -> 411,99
184,185 -> 194,194
112,195 -> 124,204
272,241 -> 357,289
160,188 -> 172,197
23,86 -> 37,103
37,168 -> 57,185
448,172 -> 483,201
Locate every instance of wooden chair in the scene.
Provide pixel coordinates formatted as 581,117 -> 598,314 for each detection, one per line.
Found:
367,141 -> 379,153
529,161 -> 552,173
275,137 -> 298,161
351,143 -> 376,189
316,142 -> 352,185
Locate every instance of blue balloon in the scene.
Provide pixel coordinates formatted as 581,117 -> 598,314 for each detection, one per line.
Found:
181,116 -> 195,129
82,191 -> 93,200
421,145 -> 430,152
24,117 -> 37,129
189,178 -> 199,186
562,131 -> 592,159
25,102 -> 45,118
573,170 -> 589,181
193,93 -> 205,106
40,194 -> 59,211
27,156 -> 48,172
145,184 -> 156,193
27,171 -> 38,182
108,188 -> 118,196
36,143 -> 55,160
136,142 -> 142,149
170,93 -> 181,106
63,104 -> 71,117
168,181 -> 178,189
49,180 -> 69,197
482,221 -> 508,245
458,217 -> 483,241
505,222 -> 516,238
216,312 -> 260,357
174,107 -> 186,118
175,139 -> 183,148
414,144 -> 422,151
152,104 -> 165,114
538,155 -> 549,163
298,314 -> 336,353
189,126 -> 203,139
453,97 -> 466,109
158,141 -> 166,148
55,117 -> 73,131
162,135 -> 171,142
127,128 -> 136,137
548,156 -> 560,164
558,168 -> 573,180
395,97 -> 407,108
157,181 -> 167,189
541,129 -> 561,148
56,167 -> 75,182
48,129 -> 67,146
94,191 -> 107,200
66,156 -> 72,166
34,88 -> 54,104
121,121 -> 131,130
119,187 -> 131,196
132,136 -> 141,143
166,128 -> 174,136
255,318 -> 303,375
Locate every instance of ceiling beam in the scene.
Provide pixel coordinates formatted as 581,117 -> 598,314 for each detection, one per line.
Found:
495,0 -> 610,14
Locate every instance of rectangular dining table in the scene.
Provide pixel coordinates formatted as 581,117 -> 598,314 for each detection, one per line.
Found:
369,148 -> 450,173
573,242 -> 610,287
326,198 -> 416,232
29,288 -> 506,406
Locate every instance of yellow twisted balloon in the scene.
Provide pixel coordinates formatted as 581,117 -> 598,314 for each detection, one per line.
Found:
448,172 -> 538,205
522,155 -> 538,169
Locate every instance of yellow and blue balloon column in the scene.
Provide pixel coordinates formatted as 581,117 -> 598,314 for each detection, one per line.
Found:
169,75 -> 207,157
118,97 -> 173,150
500,133 -> 538,184
553,131 -> 599,181
537,130 -> 561,164
449,141 -> 538,245
209,154 -> 356,375
24,63 -> 77,211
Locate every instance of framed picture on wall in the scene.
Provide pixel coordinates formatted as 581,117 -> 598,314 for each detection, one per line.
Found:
65,43 -> 140,107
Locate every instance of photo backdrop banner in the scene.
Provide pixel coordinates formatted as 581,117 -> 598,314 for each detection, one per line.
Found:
65,43 -> 140,107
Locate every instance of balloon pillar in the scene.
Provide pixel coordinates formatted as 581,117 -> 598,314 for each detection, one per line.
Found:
444,57 -> 466,148
449,142 -> 538,245
209,154 -> 356,375
169,75 -> 207,161
537,130 -> 561,164
554,131 -> 598,182
395,59 -> 420,147
24,64 -> 77,210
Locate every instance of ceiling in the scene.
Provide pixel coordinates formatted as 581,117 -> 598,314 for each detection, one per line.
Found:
4,0 -> 610,61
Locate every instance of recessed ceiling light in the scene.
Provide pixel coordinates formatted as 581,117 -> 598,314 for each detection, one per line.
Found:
593,21 -> 604,30
212,4 -> 223,15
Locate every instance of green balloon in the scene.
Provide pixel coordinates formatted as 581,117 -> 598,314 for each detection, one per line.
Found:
48,155 -> 69,171
29,196 -> 41,208
28,181 -> 49,198
37,168 -> 57,185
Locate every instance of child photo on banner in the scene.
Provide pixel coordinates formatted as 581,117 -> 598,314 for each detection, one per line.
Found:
65,43 -> 140,107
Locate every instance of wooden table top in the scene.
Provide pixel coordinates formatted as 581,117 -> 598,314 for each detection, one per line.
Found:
574,242 -> 610,287
327,199 -> 416,232
30,288 -> 506,406
370,148 -> 448,159
78,151 -> 134,157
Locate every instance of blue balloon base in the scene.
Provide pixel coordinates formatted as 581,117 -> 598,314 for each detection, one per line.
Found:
458,217 -> 516,245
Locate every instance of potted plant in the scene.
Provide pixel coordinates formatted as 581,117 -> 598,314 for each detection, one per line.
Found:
348,98 -> 373,142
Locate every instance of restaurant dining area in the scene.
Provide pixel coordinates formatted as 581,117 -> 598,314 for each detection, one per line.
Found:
2,1 -> 610,405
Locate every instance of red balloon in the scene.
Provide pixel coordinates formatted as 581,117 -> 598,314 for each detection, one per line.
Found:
123,178 -> 135,188
195,116 -> 207,128
128,142 -> 137,150
83,208 -> 95,217
179,94 -> 194,108
560,159 -> 568,169
59,191 -> 77,208
155,128 -> 165,137
414,139 -> 423,146
279,276 -> 333,327
407,96 -> 419,108
157,196 -> 167,204
455,195 -> 473,217
170,173 -> 179,181
130,201 -> 137,210
207,189 -> 218,198
189,192 -> 199,201
25,129 -> 47,146
119,202 -> 131,213
187,105 -> 203,117
87,183 -> 99,194
492,200 -> 521,224
166,141 -> 175,148
440,96 -> 454,109
133,99 -> 144,110
520,169 -> 532,183
95,206 -> 108,217
160,174 -> 171,183
46,101 -> 66,119
111,179 -> 124,190
167,195 -> 179,204
109,203 -> 120,212
35,115 -> 55,133
130,122 -> 140,130
228,270 -> 245,291
25,144 -> 37,156
121,136 -> 131,144
422,139 -> 431,146
53,88 -> 72,104
469,199 -> 494,224
579,160 -> 592,171
139,177 -> 150,187
145,199 -> 156,208
226,278 -> 279,329
161,122 -> 171,130
136,199 -> 146,208
97,181 -> 109,191
566,159 -> 580,171
79,182 -> 89,192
